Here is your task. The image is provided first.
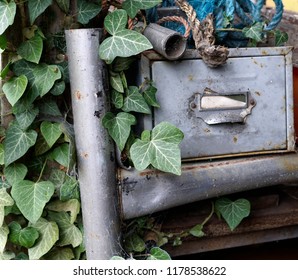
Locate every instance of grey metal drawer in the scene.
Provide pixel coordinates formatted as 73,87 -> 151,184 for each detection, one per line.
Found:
140,47 -> 295,160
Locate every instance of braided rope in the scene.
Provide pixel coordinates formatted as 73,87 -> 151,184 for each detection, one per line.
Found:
176,0 -> 229,67
157,16 -> 191,38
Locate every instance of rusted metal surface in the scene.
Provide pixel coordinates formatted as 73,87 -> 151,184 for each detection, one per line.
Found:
119,153 -> 298,220
161,192 -> 298,257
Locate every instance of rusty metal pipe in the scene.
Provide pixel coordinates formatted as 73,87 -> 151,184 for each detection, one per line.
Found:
143,23 -> 187,60
65,28 -> 121,259
119,153 -> 298,220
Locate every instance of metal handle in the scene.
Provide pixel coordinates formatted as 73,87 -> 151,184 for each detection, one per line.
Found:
190,89 -> 256,125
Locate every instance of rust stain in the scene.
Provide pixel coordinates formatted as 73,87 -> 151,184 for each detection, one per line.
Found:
233,136 -> 238,143
204,128 -> 211,133
261,50 -> 268,56
188,75 -> 194,81
81,152 -> 89,158
255,91 -> 261,96
75,90 -> 83,100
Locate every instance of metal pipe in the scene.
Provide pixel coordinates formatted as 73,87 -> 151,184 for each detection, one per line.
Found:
119,153 -> 298,220
65,29 -> 121,259
143,23 -> 187,60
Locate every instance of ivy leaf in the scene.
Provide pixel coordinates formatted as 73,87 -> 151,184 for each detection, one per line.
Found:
15,107 -> 39,130
8,221 -> 39,248
189,224 -> 205,237
28,0 -> 52,25
111,256 -> 125,260
44,247 -> 74,260
37,97 -> 62,117
2,75 -> 28,106
110,72 -> 124,93
0,144 -> 4,165
242,22 -> 264,42
46,199 -> 80,224
35,134 -> 51,156
4,124 -> 38,166
124,233 -> 146,253
99,28 -> 152,63
122,86 -> 151,114
0,1 -> 16,35
143,85 -> 160,108
12,59 -> 35,82
50,80 -> 65,96
0,189 -> 14,226
102,112 -> 136,151
59,175 -> 80,201
55,0 -> 70,13
104,9 -> 127,35
40,121 -> 62,148
112,56 -> 136,72
215,198 -> 251,231
17,34 -> 43,64
28,218 -> 59,260
275,30 -> 288,46
0,225 -> 9,253
51,143 -> 70,167
4,163 -> 28,186
122,0 -> 161,18
48,211 -> 83,247
147,247 -> 171,260
11,180 -> 55,224
77,0 -> 101,24
32,64 -> 61,97
0,34 -> 7,53
0,251 -> 15,260
130,122 -> 184,175
111,90 -> 124,109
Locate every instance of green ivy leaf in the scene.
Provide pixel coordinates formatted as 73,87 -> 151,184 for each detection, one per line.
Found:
47,199 -> 80,224
242,22 -> 264,42
11,180 -> 55,224
12,59 -> 35,82
124,233 -> 146,253
1,61 -> 10,79
0,189 -> 14,226
44,247 -> 74,260
50,80 -> 65,96
55,0 -> 70,13
49,169 -> 66,192
0,34 -> 7,53
14,252 -> 29,260
48,211 -> 83,247
0,251 -> 15,260
111,256 -> 125,260
130,122 -> 184,175
99,29 -> 152,63
275,30 -> 288,46
35,134 -> 51,156
122,86 -> 151,114
0,225 -> 9,253
59,175 -> 80,201
110,72 -> 124,93
104,9 -> 127,35
111,90 -> 124,109
28,0 -> 52,25
147,247 -> 171,260
17,34 -> 43,64
77,0 -> 101,24
189,224 -> 205,237
4,124 -> 38,166
143,85 -> 160,108
37,97 -> 62,117
8,221 -> 39,248
51,143 -> 70,167
102,112 -> 136,151
112,56 -> 136,72
2,75 -> 28,106
40,121 -> 62,148
4,163 -> 28,186
122,0 -> 161,18
0,1 -> 16,35
15,107 -> 39,130
32,64 -> 62,97
28,218 -> 59,260
215,198 -> 251,231
0,144 -> 4,165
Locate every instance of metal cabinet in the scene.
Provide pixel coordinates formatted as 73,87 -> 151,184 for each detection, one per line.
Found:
140,47 -> 295,160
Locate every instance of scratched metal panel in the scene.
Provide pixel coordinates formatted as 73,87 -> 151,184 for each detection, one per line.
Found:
143,47 -> 294,159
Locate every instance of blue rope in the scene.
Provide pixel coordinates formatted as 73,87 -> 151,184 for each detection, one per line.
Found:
146,0 -> 284,47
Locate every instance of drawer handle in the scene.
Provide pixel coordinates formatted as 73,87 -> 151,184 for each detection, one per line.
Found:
190,89 -> 256,125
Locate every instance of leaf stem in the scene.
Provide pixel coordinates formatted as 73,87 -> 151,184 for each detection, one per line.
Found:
201,201 -> 215,226
37,159 -> 48,183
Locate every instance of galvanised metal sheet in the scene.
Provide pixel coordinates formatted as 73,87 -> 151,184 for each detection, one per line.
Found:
141,47 -> 295,159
